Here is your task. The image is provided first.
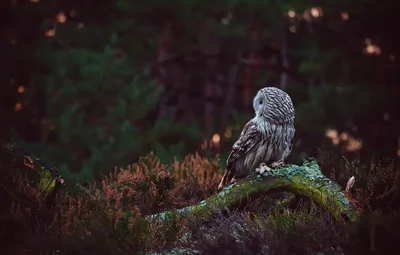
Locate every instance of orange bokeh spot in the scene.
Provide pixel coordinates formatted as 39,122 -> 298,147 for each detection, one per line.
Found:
17,86 -> 25,93
56,12 -> 66,23
15,102 -> 22,111
45,29 -> 56,37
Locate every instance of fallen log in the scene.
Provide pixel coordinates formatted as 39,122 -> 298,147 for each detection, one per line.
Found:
148,158 -> 360,223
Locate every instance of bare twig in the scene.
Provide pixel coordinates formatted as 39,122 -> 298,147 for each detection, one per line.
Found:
345,176 -> 356,195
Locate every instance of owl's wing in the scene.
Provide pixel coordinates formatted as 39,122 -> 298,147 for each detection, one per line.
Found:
283,126 -> 295,159
226,121 -> 263,169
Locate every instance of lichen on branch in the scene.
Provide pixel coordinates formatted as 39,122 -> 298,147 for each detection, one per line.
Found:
148,158 -> 360,223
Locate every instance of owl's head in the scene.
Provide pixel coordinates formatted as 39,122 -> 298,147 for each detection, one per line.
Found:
252,86 -> 294,124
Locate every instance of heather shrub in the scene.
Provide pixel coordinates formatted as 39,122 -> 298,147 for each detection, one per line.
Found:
0,151 -> 223,254
1,149 -> 400,254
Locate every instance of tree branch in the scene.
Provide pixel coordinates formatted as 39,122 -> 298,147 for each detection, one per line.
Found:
147,158 -> 360,223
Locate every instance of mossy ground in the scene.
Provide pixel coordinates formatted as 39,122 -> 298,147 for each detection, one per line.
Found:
1,150 -> 400,254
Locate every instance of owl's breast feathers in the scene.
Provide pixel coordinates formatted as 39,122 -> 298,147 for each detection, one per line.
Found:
226,121 -> 262,169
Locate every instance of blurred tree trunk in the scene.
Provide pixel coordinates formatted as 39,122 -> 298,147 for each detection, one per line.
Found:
279,23 -> 289,89
155,22 -> 173,118
243,19 -> 262,107
199,22 -> 220,153
218,64 -> 239,152
155,22 -> 188,122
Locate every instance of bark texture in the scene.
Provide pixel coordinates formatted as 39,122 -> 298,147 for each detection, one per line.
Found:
148,158 -> 360,223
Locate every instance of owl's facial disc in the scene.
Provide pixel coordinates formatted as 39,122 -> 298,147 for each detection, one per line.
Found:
253,91 -> 265,115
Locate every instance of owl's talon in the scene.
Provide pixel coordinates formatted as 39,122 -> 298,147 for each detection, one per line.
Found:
271,161 -> 285,168
229,177 -> 238,184
217,182 -> 224,191
258,163 -> 271,174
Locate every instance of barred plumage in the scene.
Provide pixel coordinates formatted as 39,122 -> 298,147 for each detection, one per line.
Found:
218,87 -> 295,191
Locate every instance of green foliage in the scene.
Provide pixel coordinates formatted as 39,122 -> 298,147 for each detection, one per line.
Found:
4,0 -> 399,181
28,42 -> 202,183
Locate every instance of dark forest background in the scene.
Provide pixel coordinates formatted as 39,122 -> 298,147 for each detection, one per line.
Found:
1,0 -> 399,185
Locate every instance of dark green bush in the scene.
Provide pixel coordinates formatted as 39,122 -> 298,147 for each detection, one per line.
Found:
17,43 -> 203,185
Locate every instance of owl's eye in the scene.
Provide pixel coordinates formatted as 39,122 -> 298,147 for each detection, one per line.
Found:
258,99 -> 263,105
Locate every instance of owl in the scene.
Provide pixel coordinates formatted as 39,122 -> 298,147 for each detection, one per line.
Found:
218,86 -> 295,191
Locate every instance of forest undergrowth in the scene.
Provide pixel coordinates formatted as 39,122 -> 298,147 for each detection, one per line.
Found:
1,150 -> 400,255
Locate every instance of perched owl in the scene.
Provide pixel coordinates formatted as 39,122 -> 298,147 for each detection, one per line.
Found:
218,86 -> 295,191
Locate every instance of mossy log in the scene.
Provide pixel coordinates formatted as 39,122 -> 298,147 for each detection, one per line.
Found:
1,140 -> 64,205
148,158 -> 360,223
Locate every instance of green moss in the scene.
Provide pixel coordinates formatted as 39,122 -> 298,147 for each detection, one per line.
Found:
147,157 -> 359,223
37,170 -> 57,193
